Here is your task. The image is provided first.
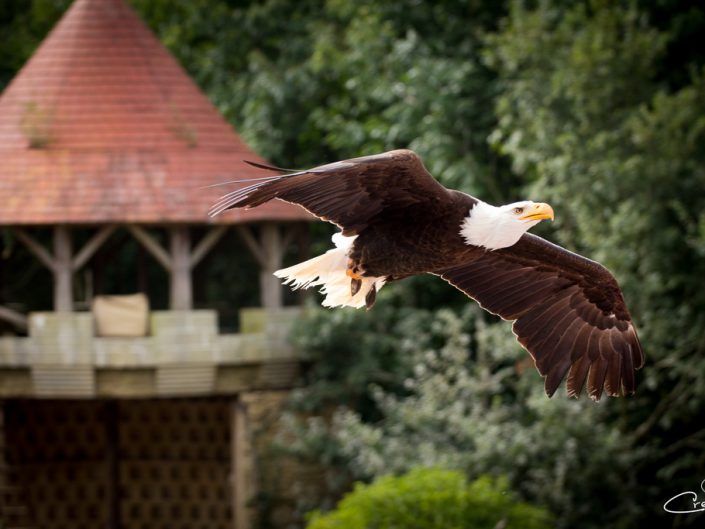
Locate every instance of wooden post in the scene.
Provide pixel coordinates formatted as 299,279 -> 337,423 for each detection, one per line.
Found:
259,223 -> 283,310
127,225 -> 172,271
237,223 -> 298,310
72,225 -> 117,271
129,225 -> 227,310
231,398 -> 251,529
169,226 -> 192,310
53,225 -> 73,311
0,306 -> 28,331
15,226 -> 117,312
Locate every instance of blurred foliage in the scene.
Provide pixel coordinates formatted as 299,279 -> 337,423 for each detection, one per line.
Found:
486,2 -> 705,526
283,304 -> 640,528
2,1 -> 705,528
274,1 -> 705,528
305,468 -> 552,529
0,0 -> 72,87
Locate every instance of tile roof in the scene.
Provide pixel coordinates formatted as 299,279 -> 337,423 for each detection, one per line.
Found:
0,0 -> 311,225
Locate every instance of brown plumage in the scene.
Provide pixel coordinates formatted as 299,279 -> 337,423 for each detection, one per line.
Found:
210,149 -> 644,400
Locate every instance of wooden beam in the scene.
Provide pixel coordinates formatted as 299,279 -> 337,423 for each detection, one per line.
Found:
231,398 -> 252,529
238,223 -> 292,309
169,226 -> 192,310
127,225 -> 172,271
236,226 -> 267,267
259,223 -> 283,309
13,228 -> 56,271
191,225 -> 227,268
72,225 -> 117,271
0,306 -> 27,331
14,227 -> 76,312
53,225 -> 73,312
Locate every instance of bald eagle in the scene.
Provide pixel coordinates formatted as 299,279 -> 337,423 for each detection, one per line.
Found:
210,149 -> 643,400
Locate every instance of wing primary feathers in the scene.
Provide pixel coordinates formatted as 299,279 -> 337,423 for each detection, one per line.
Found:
585,325 -> 601,363
513,287 -> 575,336
587,355 -> 609,401
628,329 -> 645,369
605,332 -> 623,396
210,149 -> 452,233
621,342 -> 636,394
545,354 -> 573,397
440,235 -> 642,400
566,353 -> 590,398
543,317 -> 583,374
520,296 -> 574,353
208,177 -> 286,217
570,324 -> 593,362
201,174 -> 287,188
243,160 -> 300,172
532,309 -> 578,372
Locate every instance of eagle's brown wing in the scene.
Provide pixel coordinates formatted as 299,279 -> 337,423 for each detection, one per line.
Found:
209,149 -> 451,235
437,233 -> 644,400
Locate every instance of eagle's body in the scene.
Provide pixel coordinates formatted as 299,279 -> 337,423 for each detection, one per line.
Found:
210,149 -> 644,401
348,191 -> 473,278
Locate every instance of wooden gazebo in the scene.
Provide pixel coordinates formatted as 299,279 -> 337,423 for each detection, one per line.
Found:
0,0 -> 310,322
0,1 -> 313,528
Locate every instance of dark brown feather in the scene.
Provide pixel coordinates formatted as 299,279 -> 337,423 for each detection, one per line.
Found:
587,355 -> 609,400
438,234 -> 643,400
566,352 -> 591,397
620,341 -> 636,394
211,150 -> 452,235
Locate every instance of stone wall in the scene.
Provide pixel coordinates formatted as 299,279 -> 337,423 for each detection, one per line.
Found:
0,308 -> 315,529
240,391 -> 327,529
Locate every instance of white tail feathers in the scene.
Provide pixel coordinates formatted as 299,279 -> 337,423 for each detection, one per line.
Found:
273,233 -> 385,309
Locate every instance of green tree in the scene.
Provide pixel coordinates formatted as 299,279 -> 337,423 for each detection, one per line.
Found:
0,0 -> 72,88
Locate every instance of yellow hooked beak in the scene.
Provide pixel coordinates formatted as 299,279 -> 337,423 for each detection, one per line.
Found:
519,202 -> 554,221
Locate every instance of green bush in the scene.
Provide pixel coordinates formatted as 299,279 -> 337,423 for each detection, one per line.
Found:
305,468 -> 552,529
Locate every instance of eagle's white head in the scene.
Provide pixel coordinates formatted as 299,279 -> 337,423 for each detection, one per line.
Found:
460,200 -> 554,250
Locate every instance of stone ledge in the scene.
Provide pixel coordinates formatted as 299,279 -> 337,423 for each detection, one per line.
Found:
0,362 -> 303,398
1,307 -> 303,368
0,307 -> 306,398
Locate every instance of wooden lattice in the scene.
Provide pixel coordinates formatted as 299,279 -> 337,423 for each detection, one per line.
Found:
119,399 -> 231,529
3,398 -> 233,529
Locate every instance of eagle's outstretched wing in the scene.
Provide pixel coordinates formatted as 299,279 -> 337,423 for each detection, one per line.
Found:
209,149 -> 451,235
437,233 -> 644,400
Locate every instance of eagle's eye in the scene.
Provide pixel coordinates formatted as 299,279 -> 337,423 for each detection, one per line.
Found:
513,207 -> 524,215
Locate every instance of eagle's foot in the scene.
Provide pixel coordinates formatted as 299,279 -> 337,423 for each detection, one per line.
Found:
345,260 -> 364,281
346,259 -> 365,296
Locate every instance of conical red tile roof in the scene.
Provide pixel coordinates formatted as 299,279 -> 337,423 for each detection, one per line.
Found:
0,0 -> 310,225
